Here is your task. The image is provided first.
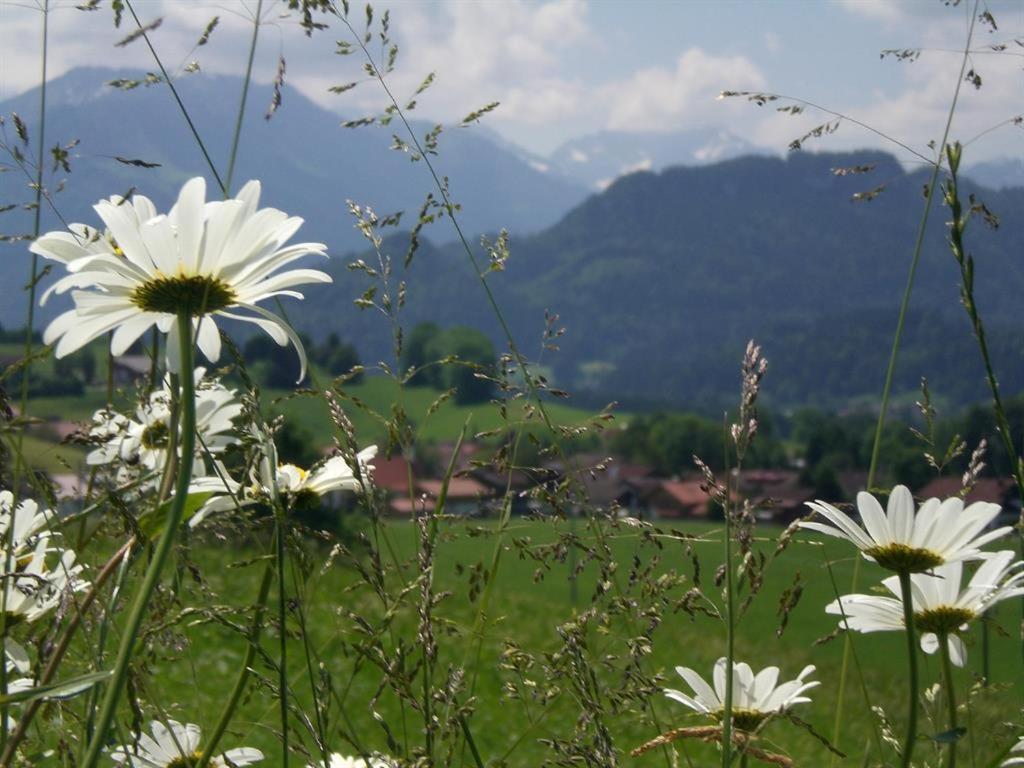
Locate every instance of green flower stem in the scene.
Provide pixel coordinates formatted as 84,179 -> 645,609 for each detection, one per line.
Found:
80,310 -> 197,768
0,538 -> 134,767
124,0 -> 225,193
721,482 -> 736,768
898,570 -> 919,768
13,0 -> 49,493
939,633 -> 958,768
833,7 -> 978,760
275,512 -> 290,768
194,558 -> 274,768
224,0 -> 263,197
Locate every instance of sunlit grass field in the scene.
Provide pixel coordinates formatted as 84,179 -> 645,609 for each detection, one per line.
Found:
23,372 -> 604,452
136,518 -> 1023,766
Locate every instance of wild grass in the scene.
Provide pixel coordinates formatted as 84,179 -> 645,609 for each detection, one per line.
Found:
137,519 -> 1023,766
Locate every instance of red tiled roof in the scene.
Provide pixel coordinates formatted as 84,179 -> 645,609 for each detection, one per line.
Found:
657,480 -> 712,507
917,476 -> 1015,506
417,477 -> 491,500
373,455 -> 414,493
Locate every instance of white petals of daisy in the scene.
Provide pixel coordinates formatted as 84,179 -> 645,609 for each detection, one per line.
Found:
800,484 -> 1010,573
34,177 -> 329,382
0,493 -> 87,624
0,491 -> 54,554
110,719 -> 263,767
825,551 -> 1024,667
308,755 -> 394,768
277,446 -> 378,497
1003,736 -> 1024,766
87,368 -> 241,474
665,658 -> 818,730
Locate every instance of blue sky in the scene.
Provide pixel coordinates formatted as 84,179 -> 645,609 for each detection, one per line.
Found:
1,0 -> 1021,163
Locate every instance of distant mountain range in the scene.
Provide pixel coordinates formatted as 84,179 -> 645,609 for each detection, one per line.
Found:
294,150 -> 1024,412
548,128 -> 768,191
0,65 -> 586,282
2,68 -> 1023,413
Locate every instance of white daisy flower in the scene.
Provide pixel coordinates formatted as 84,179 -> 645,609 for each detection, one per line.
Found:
184,465 -> 245,529
1003,736 -> 1024,766
32,192 -> 165,267
800,484 -> 1011,573
0,494 -> 87,625
0,490 -> 55,556
1,541 -> 86,624
87,368 -> 241,473
34,177 -> 329,381
110,719 -> 263,767
665,658 -> 818,731
276,446 -> 378,498
826,550 -> 1024,667
307,755 -> 393,768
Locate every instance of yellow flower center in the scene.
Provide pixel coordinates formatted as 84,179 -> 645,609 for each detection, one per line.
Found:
131,274 -> 236,315
714,708 -> 769,732
140,419 -> 170,450
915,606 -> 975,635
864,543 -> 944,573
166,753 -> 203,768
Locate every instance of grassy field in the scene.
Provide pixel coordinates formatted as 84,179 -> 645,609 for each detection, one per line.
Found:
110,517 -> 1024,767
20,373 -> 608,461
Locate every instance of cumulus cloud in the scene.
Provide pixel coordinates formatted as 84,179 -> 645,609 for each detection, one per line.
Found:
747,11 -> 1024,163
0,0 -> 1020,163
599,48 -> 767,131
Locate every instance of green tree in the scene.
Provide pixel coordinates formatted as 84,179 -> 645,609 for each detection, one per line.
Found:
428,326 -> 497,405
315,333 -> 362,381
401,322 -> 441,386
244,331 -> 312,388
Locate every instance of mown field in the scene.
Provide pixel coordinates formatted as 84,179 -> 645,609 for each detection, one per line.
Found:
20,371 -> 604,458
115,517 -> 1024,767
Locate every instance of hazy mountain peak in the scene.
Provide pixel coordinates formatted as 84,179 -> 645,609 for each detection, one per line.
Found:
549,127 -> 772,190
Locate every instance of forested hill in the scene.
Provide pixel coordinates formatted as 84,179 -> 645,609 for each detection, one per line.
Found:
297,150 -> 1024,412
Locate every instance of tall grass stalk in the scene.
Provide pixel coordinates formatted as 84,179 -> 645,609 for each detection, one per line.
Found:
194,560 -> 274,768
331,19 -> 680,763
13,0 -> 50,492
720,485 -> 736,768
943,140 -> 1024,662
275,512 -> 291,768
0,538 -> 134,766
224,0 -> 264,196
124,0 -> 225,192
3,5 -> 51,749
897,570 -> 920,768
832,6 -> 979,761
939,634 -> 959,768
79,310 -> 198,768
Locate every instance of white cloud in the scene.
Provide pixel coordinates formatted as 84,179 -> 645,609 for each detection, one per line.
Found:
747,13 -> 1024,163
599,48 -> 767,131
837,0 -> 904,25
331,0 -> 593,127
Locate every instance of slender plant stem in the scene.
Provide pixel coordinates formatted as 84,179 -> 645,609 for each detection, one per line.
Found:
124,0 -> 225,192
276,513 -> 290,768
943,140 -> 1024,662
291,552 -> 331,766
194,558 -> 274,768
80,310 -> 197,768
13,0 -> 50,491
898,571 -> 919,768
0,538 -> 133,767
939,633 -> 959,768
721,464 -> 737,768
225,0 -> 263,197
832,8 -> 979,762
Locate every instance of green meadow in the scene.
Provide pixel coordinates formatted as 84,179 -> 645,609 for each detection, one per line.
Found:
136,518 -> 1023,767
